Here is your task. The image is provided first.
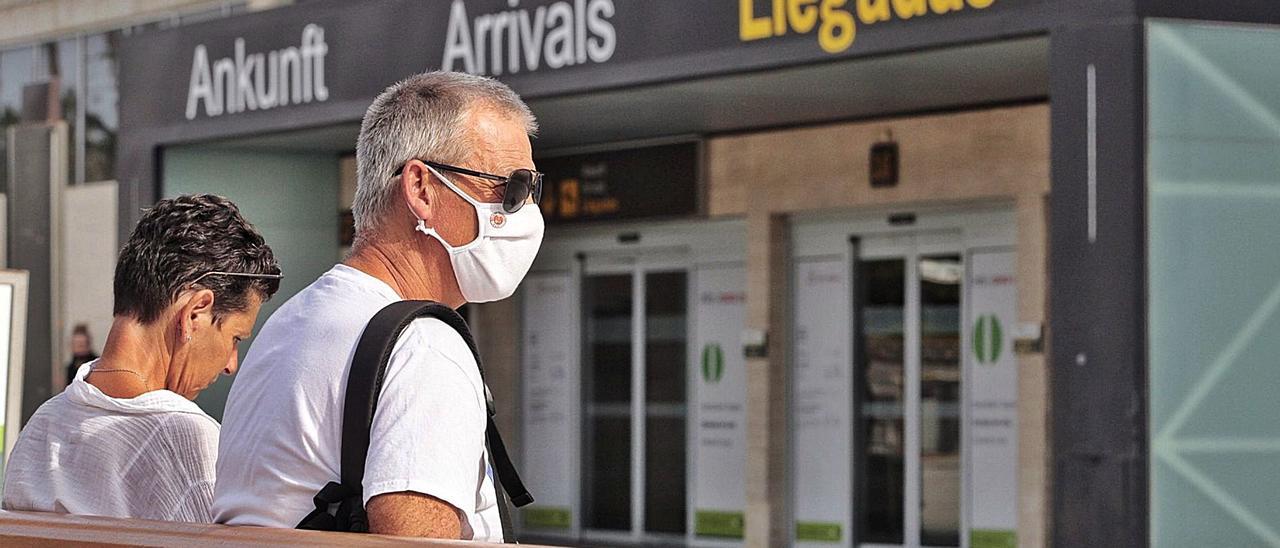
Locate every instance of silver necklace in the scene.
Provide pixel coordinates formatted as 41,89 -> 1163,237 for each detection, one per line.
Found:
88,366 -> 149,383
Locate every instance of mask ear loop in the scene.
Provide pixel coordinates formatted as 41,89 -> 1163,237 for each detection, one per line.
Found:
411,166 -> 491,252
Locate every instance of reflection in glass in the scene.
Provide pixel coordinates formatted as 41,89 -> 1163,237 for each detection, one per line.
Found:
49,39 -> 79,184
582,274 -> 632,531
857,259 -> 905,544
644,271 -> 687,534
920,255 -> 962,546
0,46 -> 36,193
84,32 -> 119,182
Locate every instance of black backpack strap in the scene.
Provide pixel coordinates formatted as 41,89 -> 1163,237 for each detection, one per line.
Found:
297,300 -> 533,543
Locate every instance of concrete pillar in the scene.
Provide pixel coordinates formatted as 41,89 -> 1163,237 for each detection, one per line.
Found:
1016,194 -> 1050,548
744,212 -> 790,547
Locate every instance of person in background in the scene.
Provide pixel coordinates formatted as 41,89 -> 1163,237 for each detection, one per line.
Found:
2,194 -> 281,523
65,324 -> 99,387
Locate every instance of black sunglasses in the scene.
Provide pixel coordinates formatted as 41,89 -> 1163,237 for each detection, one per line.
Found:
394,160 -> 544,214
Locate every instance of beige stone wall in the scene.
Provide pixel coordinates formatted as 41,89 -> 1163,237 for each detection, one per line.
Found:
708,105 -> 1050,216
0,0 -> 290,47
711,104 -> 1052,547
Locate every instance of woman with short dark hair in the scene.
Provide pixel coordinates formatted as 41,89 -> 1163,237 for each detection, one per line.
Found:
2,194 -> 281,523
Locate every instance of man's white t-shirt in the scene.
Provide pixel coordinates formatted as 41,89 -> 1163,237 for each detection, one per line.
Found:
2,362 -> 219,522
213,264 -> 501,541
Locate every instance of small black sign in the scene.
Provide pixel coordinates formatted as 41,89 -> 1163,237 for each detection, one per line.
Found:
537,142 -> 699,224
870,141 -> 899,188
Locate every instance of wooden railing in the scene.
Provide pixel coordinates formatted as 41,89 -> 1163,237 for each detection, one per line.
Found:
0,510 -> 554,547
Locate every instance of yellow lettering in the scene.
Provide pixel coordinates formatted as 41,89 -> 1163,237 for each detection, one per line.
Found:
774,0 -> 788,36
891,0 -> 927,18
856,0 -> 891,23
929,0 -> 963,14
788,0 -> 819,33
740,0 -> 772,40
967,0 -> 995,7
818,0 -> 855,53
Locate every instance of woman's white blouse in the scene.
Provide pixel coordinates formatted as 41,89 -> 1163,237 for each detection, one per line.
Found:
1,361 -> 219,522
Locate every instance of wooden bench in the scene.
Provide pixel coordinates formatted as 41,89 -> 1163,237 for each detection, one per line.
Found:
0,510 -> 553,547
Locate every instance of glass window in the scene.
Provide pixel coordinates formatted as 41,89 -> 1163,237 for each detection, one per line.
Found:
50,38 -> 79,185
84,31 -> 119,183
0,46 -> 36,193
1149,20 -> 1280,548
644,270 -> 687,534
582,273 -> 633,531
857,258 -> 906,544
919,255 -> 961,547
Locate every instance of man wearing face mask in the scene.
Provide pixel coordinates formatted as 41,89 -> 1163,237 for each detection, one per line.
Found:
212,72 -> 543,542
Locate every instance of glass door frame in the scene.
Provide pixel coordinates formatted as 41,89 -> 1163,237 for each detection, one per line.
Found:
790,206 -> 1017,548
580,250 -> 693,546
856,230 -> 967,548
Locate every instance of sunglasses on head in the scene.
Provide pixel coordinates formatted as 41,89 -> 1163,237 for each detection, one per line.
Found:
394,160 -> 544,214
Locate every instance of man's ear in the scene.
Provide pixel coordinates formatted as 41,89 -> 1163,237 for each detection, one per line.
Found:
400,159 -> 433,223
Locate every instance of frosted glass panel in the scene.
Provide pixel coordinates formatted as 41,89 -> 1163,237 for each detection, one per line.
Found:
1148,21 -> 1280,548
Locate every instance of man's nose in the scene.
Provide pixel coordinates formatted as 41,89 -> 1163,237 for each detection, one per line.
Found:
224,352 -> 239,376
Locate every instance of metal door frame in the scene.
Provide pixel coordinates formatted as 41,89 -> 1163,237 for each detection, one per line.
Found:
855,230 -> 965,548
580,252 -> 693,545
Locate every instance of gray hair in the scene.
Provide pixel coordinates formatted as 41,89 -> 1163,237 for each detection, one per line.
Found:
353,71 -> 537,236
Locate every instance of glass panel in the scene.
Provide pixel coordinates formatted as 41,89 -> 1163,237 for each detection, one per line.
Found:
49,39 -> 78,185
1149,22 -> 1280,548
582,273 -> 632,531
857,259 -> 905,544
919,255 -> 962,546
84,32 -> 119,182
644,271 -> 687,534
1,46 -> 36,193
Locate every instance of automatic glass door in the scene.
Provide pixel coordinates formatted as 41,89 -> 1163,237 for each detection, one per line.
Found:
581,257 -> 690,544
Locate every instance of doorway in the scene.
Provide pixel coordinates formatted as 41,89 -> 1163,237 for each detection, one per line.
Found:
580,254 -> 690,544
791,208 -> 1018,548
517,218 -> 749,546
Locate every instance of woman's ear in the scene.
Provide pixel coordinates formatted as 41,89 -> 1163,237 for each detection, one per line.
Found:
400,159 -> 433,223
179,289 -> 217,339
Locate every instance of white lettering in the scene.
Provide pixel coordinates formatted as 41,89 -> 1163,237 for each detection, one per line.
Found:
184,25 -> 330,119
257,51 -> 279,109
278,46 -> 301,107
544,2 -> 575,69
518,7 -> 548,71
442,0 -> 477,73
446,0 -> 615,76
185,45 -> 216,120
585,0 -> 615,63
234,38 -> 259,113
574,0 -> 586,64
474,14 -> 493,75
306,24 -> 330,101
212,57 -> 234,111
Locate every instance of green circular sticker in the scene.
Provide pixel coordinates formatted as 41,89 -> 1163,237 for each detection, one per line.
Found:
973,314 -> 1004,365
702,343 -> 725,383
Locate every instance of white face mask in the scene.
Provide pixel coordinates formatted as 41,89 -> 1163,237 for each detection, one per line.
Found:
413,165 -> 545,303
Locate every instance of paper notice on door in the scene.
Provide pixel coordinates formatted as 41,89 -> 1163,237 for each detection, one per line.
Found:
792,258 -> 853,547
520,272 -> 577,532
967,250 -> 1018,548
691,264 -> 748,539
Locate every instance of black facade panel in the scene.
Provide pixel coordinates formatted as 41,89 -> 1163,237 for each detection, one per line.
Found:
1048,21 -> 1147,548
1138,0 -> 1280,25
